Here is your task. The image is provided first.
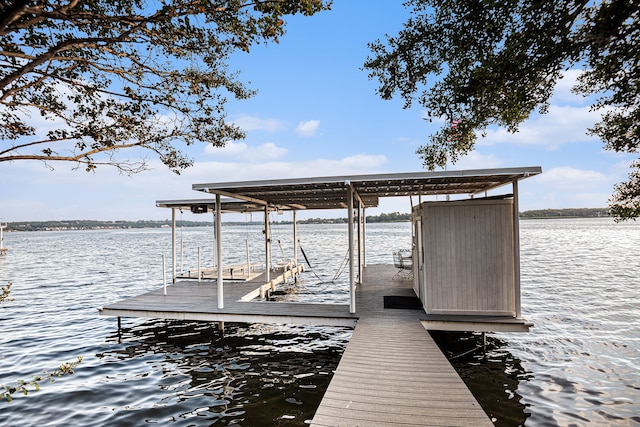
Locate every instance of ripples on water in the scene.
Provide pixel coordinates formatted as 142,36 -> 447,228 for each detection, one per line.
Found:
1,219 -> 639,426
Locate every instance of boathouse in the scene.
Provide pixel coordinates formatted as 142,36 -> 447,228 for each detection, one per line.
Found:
99,167 -> 541,426
105,167 -> 538,331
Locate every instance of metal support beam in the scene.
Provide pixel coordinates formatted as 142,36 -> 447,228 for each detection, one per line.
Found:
216,194 -> 224,309
348,185 -> 356,314
362,208 -> 367,267
293,210 -> 298,266
171,208 -> 177,283
512,179 -> 522,318
265,205 -> 271,283
212,211 -> 216,269
356,200 -> 362,283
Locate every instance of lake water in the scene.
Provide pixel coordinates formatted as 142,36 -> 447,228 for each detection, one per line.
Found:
0,219 -> 639,426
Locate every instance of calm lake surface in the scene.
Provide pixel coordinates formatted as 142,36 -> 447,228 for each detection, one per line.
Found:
1,219 -> 639,426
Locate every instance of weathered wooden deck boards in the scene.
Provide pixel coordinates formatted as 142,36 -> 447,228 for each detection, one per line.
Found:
310,264 -> 493,427
99,269 -> 357,327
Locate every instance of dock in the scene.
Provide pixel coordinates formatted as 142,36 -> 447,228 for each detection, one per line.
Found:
101,169 -> 544,425
99,264 -> 493,426
310,264 -> 493,427
99,265 -> 357,327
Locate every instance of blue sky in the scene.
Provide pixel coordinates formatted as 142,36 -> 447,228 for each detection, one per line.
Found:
0,1 -> 634,221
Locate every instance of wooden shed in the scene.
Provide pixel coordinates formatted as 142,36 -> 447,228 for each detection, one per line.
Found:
414,197 -> 517,316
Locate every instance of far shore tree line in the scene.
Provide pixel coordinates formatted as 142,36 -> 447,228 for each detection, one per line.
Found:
2,208 -> 612,232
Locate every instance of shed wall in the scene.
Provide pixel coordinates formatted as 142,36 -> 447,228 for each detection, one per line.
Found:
421,199 -> 516,316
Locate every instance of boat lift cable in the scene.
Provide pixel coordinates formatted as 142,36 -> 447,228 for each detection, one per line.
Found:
448,344 -> 485,360
297,239 -> 349,284
268,212 -> 288,260
276,239 -> 285,259
331,249 -> 350,282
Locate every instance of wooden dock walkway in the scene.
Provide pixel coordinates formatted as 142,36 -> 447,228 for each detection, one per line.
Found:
310,264 -> 493,426
99,264 -> 493,426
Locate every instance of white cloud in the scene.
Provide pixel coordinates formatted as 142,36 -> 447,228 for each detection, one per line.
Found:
295,120 -> 320,137
3,134 -> 386,221
171,153 -> 388,185
551,69 -> 591,106
516,166 -> 614,210
535,166 -> 608,189
204,141 -> 287,162
420,69 -> 600,151
233,115 -> 285,132
308,153 -> 387,173
449,150 -> 506,170
479,104 -> 601,149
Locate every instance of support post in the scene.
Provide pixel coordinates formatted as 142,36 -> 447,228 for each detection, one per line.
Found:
357,201 -> 363,282
512,179 -> 522,318
162,254 -> 167,295
216,194 -> 224,309
197,246 -> 201,283
362,207 -> 367,268
348,184 -> 356,314
246,240 -> 250,277
171,208 -> 176,283
0,219 -> 6,253
212,211 -> 216,270
292,210 -> 298,266
264,205 -> 271,283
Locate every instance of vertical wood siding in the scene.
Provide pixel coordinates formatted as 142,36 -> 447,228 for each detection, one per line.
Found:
422,199 -> 515,315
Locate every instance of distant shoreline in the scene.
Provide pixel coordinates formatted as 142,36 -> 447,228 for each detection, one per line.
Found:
2,208 -> 610,232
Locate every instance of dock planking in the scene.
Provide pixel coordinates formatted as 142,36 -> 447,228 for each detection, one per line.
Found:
309,264 -> 493,426
99,264 -> 493,426
99,268 -> 357,327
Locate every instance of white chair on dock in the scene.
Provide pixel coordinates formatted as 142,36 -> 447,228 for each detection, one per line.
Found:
392,250 -> 413,280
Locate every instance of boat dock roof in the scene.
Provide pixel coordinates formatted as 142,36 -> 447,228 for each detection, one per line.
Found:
186,167 -> 542,211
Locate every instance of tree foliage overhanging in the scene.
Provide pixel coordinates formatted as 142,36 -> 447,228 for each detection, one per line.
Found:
0,0 -> 329,174
364,0 -> 639,220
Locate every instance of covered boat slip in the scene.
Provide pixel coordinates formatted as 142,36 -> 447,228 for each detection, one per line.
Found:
100,167 -> 540,426
102,167 -> 541,331
182,167 -> 540,332
98,266 -> 356,327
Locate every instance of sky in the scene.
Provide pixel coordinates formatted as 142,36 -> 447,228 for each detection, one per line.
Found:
1,1 -> 635,222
